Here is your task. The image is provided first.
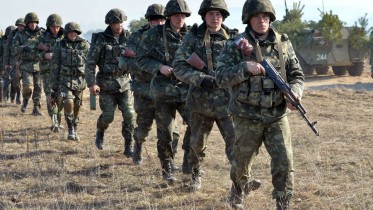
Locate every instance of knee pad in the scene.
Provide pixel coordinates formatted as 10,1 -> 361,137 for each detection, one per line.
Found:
101,112 -> 115,124
64,99 -> 74,115
22,86 -> 33,98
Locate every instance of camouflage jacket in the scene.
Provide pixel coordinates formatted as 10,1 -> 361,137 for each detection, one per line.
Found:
37,28 -> 65,74
50,36 -> 90,91
85,26 -> 131,93
136,19 -> 189,103
215,26 -> 304,123
3,29 -> 18,66
173,22 -> 231,118
0,36 -> 6,71
125,24 -> 154,99
11,26 -> 44,72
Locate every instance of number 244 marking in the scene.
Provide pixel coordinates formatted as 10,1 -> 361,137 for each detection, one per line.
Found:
316,54 -> 327,61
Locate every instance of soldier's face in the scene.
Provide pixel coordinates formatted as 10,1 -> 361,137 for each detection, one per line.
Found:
110,22 -> 124,35
67,31 -> 78,41
170,13 -> 186,30
49,26 -> 61,36
150,18 -> 165,26
17,25 -> 25,31
204,10 -> 223,31
27,22 -> 38,30
250,13 -> 270,34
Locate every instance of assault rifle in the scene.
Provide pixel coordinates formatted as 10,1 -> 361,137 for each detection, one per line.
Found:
261,59 -> 320,136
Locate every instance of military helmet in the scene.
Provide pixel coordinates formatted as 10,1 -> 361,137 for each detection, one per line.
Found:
24,12 -> 39,25
15,18 -> 26,26
64,22 -> 82,35
5,25 -> 16,36
105,8 -> 127,24
198,0 -> 230,19
46,14 -> 63,27
164,0 -> 192,17
241,0 -> 276,24
145,4 -> 165,20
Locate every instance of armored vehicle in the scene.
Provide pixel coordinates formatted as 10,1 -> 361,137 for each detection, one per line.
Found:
295,27 -> 368,76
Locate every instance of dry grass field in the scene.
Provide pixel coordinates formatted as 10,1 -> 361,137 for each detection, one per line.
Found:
0,67 -> 372,209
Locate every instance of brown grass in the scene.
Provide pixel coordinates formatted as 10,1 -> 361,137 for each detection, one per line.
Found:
0,72 -> 372,209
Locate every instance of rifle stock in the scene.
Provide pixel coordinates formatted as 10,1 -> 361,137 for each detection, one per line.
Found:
261,59 -> 320,136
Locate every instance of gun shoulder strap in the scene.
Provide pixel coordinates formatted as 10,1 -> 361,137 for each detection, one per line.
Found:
162,25 -> 170,62
203,30 -> 213,71
275,32 -> 287,82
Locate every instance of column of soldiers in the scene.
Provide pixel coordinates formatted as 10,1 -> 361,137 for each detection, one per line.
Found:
0,0 -> 304,209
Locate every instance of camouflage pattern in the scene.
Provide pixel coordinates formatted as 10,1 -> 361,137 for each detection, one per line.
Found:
0,35 -> 7,102
215,26 -> 304,199
164,0 -> 192,17
85,25 -> 135,146
46,14 -> 63,27
136,19 -> 191,163
11,24 -> 44,106
145,4 -> 165,19
173,22 -> 235,172
198,0 -> 230,18
105,8 -> 127,24
5,26 -> 16,37
64,22 -> 82,35
24,12 -> 39,24
242,0 -> 276,24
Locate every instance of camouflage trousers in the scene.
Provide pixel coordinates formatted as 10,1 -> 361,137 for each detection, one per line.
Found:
154,100 -> 190,161
10,66 -> 22,102
61,86 -> 83,121
22,70 -> 42,105
133,93 -> 180,146
43,72 -> 64,118
230,115 -> 294,199
97,90 -> 135,143
188,111 -> 235,170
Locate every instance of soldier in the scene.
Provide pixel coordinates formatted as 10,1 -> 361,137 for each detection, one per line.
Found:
37,14 -> 65,132
50,22 -> 90,141
1,26 -> 16,103
3,18 -> 25,104
215,0 -> 305,209
12,12 -> 45,115
86,8 -> 135,157
137,0 -> 192,182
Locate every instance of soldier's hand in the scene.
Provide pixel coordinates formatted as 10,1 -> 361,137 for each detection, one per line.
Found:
44,53 -> 53,60
122,48 -> 136,58
89,85 -> 100,95
236,38 -> 253,56
245,61 -> 265,75
286,96 -> 301,111
160,65 -> 173,77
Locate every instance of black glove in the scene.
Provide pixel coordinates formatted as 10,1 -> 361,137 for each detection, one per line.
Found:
200,75 -> 216,89
22,46 -> 32,53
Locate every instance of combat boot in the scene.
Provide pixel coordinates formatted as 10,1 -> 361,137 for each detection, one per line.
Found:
73,119 -> 80,141
276,196 -> 291,210
132,142 -> 143,165
95,130 -> 104,150
124,142 -> 133,158
161,160 -> 177,184
182,150 -> 191,174
231,184 -> 245,209
21,99 -> 28,113
66,117 -> 75,140
189,168 -> 202,192
16,92 -> 21,104
244,179 -> 262,195
170,161 -> 180,172
32,104 -> 44,116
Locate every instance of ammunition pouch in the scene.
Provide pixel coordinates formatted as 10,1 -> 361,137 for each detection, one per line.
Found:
236,76 -> 284,108
147,47 -> 166,64
101,44 -> 122,74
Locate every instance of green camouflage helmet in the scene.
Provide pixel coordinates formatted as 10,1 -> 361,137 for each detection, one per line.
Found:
46,14 -> 63,27
198,0 -> 230,19
145,4 -> 165,19
24,12 -> 39,25
105,8 -> 127,24
164,0 -> 192,17
64,22 -> 82,35
5,25 -> 16,36
15,18 -> 26,26
242,0 -> 276,24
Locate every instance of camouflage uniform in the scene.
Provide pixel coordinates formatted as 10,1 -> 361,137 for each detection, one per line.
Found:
85,8 -> 135,156
37,14 -> 65,130
3,18 -> 25,104
12,12 -> 45,115
136,0 -> 192,181
215,0 -> 304,208
173,0 -> 234,191
50,22 -> 89,141
0,31 -> 9,102
126,4 -> 181,165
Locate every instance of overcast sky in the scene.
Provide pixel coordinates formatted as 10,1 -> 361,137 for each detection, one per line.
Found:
1,0 -> 372,35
